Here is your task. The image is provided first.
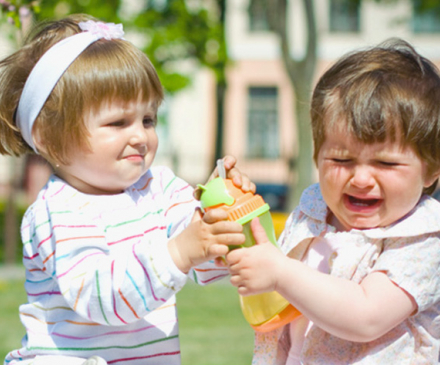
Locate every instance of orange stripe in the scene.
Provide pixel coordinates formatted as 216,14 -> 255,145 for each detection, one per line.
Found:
119,289 -> 140,319
43,250 -> 55,264
73,278 -> 85,311
56,235 -> 105,244
21,312 -> 100,326
165,200 -> 193,216
139,177 -> 153,191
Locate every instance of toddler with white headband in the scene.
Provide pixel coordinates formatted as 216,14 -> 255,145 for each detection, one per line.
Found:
0,14 -> 253,365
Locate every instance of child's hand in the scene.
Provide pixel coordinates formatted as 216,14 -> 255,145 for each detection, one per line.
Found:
226,218 -> 286,296
168,208 -> 245,273
194,155 -> 256,200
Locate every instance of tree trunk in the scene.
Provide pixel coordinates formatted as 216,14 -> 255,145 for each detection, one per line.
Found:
268,0 -> 317,209
213,0 -> 227,164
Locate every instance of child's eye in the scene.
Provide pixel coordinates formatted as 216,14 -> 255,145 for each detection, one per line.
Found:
331,158 -> 351,164
143,117 -> 156,127
107,120 -> 125,127
378,161 -> 399,167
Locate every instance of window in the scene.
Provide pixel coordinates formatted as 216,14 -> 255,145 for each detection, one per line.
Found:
248,0 -> 270,32
329,0 -> 360,33
247,87 -> 279,159
412,1 -> 440,33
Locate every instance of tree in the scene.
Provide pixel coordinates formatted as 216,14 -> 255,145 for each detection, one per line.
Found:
267,0 -> 317,209
0,0 -> 227,263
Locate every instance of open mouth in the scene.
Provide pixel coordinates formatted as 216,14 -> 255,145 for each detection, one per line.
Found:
348,196 -> 379,207
344,194 -> 382,211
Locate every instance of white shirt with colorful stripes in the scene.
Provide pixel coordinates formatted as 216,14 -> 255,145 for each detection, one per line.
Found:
5,166 -> 228,365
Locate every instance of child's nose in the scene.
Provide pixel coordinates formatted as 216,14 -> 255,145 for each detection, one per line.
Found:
350,165 -> 375,188
129,122 -> 148,145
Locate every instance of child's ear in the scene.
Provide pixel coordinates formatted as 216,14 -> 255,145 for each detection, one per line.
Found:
31,127 -> 47,155
424,168 -> 440,189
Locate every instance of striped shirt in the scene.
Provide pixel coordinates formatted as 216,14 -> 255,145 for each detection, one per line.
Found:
5,166 -> 228,365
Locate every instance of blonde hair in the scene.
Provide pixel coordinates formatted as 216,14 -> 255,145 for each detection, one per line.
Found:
311,39 -> 440,194
0,14 -> 163,164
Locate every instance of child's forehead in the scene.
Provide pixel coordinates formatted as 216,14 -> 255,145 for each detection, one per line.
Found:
87,95 -> 160,113
323,127 -> 414,155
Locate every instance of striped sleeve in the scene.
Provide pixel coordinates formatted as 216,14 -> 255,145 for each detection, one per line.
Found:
155,167 -> 229,285
23,196 -> 187,327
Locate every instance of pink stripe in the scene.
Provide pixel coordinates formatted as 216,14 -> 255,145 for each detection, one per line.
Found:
199,273 -> 228,284
108,226 -> 166,246
108,234 -> 143,246
108,351 -> 180,364
48,184 -> 66,198
132,243 -> 166,303
37,232 -> 54,248
24,253 -> 39,260
170,184 -> 191,198
57,252 -> 104,278
27,290 -> 61,296
53,224 -> 97,229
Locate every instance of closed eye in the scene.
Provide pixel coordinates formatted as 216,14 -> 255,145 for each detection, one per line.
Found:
378,161 -> 399,167
143,117 -> 157,128
106,120 -> 126,127
331,158 -> 351,164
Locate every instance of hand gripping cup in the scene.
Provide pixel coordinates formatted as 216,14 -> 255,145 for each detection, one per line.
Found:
198,177 -> 301,332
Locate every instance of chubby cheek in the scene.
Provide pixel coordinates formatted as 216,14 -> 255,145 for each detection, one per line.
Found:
319,165 -> 347,190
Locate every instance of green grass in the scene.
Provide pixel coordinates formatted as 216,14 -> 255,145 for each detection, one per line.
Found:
177,280 -> 254,364
0,277 -> 254,365
0,278 -> 28,361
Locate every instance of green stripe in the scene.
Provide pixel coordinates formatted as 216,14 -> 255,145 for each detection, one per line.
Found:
104,209 -> 163,231
96,271 -> 110,325
27,334 -> 178,351
163,177 -> 177,193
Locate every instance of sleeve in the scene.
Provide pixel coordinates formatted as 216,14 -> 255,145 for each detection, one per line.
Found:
373,234 -> 440,313
156,167 -> 229,285
25,196 -> 188,327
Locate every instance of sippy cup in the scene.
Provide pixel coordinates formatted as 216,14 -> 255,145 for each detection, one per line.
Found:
197,176 -> 301,332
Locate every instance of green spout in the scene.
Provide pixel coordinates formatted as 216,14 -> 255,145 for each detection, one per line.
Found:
197,178 -> 235,210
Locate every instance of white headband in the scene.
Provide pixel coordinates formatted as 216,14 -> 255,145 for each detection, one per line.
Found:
16,20 -> 124,153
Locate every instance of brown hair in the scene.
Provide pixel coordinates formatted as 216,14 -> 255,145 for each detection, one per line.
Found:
311,38 -> 440,193
0,14 -> 163,164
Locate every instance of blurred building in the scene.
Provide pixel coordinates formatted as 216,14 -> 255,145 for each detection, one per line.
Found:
165,0 -> 440,211
1,0 -> 440,209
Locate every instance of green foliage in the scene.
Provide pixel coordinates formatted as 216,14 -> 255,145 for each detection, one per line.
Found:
131,0 -> 227,92
0,203 -> 26,264
0,0 -> 40,28
36,0 -> 121,23
27,0 -> 228,94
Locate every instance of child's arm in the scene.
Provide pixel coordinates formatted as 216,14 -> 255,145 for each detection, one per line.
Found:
166,155 -> 253,274
226,219 -> 417,342
168,208 -> 244,273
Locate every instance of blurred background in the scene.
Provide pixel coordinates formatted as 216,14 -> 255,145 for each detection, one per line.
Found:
1,0 -> 440,265
1,0 -> 440,264
0,1 -> 440,363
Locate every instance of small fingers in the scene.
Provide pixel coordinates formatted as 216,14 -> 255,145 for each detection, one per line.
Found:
214,256 -> 227,267
227,169 -> 256,193
203,208 -> 229,223
207,244 -> 229,258
222,155 -> 237,171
